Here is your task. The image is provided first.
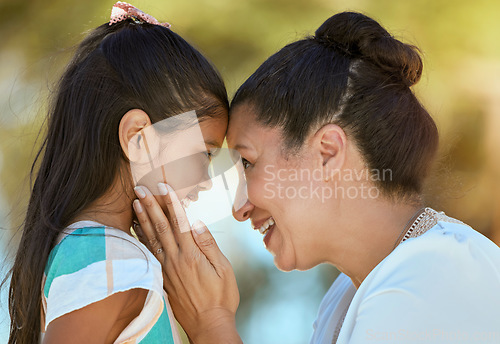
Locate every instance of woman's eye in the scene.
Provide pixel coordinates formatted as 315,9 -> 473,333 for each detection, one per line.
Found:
241,158 -> 252,170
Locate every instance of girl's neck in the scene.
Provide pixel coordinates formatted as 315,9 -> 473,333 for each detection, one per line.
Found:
71,181 -> 135,234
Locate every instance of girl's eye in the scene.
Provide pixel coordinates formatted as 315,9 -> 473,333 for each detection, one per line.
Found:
204,151 -> 213,161
203,148 -> 220,161
241,158 -> 252,170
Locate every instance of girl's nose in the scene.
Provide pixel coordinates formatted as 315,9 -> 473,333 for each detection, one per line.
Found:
198,173 -> 213,191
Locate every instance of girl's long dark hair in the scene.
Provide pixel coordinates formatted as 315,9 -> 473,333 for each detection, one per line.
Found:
3,19 -> 228,344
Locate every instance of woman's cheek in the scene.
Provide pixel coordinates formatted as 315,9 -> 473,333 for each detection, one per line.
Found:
270,229 -> 296,272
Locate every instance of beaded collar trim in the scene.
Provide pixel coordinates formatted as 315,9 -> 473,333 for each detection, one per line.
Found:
395,207 -> 466,247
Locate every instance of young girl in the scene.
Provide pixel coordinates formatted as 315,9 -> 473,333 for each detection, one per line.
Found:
5,2 -> 228,343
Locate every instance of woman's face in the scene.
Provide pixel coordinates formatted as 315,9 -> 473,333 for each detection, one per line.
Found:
227,104 -> 333,272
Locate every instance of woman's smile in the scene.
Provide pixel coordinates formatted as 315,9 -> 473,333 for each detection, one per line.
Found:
262,223 -> 276,248
251,216 -> 275,234
251,215 -> 277,250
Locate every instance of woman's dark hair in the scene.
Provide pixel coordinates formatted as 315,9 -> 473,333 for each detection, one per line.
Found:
232,11 -> 438,199
4,19 -> 228,344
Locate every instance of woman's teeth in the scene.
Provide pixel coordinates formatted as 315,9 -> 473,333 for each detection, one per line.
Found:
257,217 -> 275,234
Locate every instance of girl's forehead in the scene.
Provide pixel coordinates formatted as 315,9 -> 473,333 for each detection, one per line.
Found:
199,116 -> 227,145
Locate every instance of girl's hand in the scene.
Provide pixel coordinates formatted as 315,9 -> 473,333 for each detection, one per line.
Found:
132,184 -> 242,344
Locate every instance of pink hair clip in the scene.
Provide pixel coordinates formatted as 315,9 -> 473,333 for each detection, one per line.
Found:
109,1 -> 171,28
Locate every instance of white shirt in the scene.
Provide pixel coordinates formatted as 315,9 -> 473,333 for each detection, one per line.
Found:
310,220 -> 500,344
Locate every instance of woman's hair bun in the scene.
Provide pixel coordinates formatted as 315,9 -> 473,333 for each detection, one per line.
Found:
315,12 -> 423,87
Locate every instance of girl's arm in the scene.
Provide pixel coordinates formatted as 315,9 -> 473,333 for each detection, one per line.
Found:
43,288 -> 147,344
133,184 -> 242,344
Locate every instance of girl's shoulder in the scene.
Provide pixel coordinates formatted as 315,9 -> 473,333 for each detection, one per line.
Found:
41,221 -> 180,343
44,221 -> 157,286
42,221 -> 164,331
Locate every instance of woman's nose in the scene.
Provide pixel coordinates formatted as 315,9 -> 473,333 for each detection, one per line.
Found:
233,199 -> 254,222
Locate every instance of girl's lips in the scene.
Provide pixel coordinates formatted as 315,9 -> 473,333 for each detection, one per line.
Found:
180,197 -> 192,209
181,190 -> 199,209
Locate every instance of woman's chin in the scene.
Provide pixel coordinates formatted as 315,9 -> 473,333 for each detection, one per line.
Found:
273,252 -> 318,272
272,254 -> 296,272
265,231 -> 296,271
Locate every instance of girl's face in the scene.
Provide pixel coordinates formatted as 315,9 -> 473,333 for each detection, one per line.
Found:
132,114 -> 228,210
227,104 -> 335,272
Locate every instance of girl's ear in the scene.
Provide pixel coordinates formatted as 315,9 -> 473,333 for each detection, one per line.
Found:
118,109 -> 151,160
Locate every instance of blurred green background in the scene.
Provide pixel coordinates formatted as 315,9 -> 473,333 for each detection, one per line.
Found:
1,0 -> 499,343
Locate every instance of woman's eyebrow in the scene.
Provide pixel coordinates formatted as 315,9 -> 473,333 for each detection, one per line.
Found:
233,143 -> 249,151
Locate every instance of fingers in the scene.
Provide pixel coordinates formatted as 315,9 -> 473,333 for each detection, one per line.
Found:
133,190 -> 178,256
191,220 -> 228,272
132,222 -> 150,249
160,183 -> 198,250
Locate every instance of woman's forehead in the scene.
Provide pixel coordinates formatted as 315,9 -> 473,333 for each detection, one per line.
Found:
226,105 -> 259,146
226,106 -> 284,151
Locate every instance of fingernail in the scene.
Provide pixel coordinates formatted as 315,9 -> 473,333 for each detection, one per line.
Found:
158,183 -> 168,196
165,184 -> 177,199
165,184 -> 175,193
193,220 -> 206,234
133,199 -> 143,213
134,186 -> 146,199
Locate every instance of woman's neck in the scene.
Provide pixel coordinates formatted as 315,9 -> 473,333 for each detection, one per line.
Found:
327,196 -> 422,289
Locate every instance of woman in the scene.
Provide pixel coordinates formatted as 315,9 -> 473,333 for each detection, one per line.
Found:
3,2 -> 229,343
134,11 -> 500,344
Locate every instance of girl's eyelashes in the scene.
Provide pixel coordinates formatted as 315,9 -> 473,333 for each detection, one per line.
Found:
241,157 -> 252,170
204,151 -> 213,161
203,148 -> 219,161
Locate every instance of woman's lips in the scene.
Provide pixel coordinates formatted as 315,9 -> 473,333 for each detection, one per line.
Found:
263,224 -> 275,248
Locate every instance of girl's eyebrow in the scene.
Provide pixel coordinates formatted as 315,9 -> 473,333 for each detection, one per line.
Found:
205,140 -> 222,148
